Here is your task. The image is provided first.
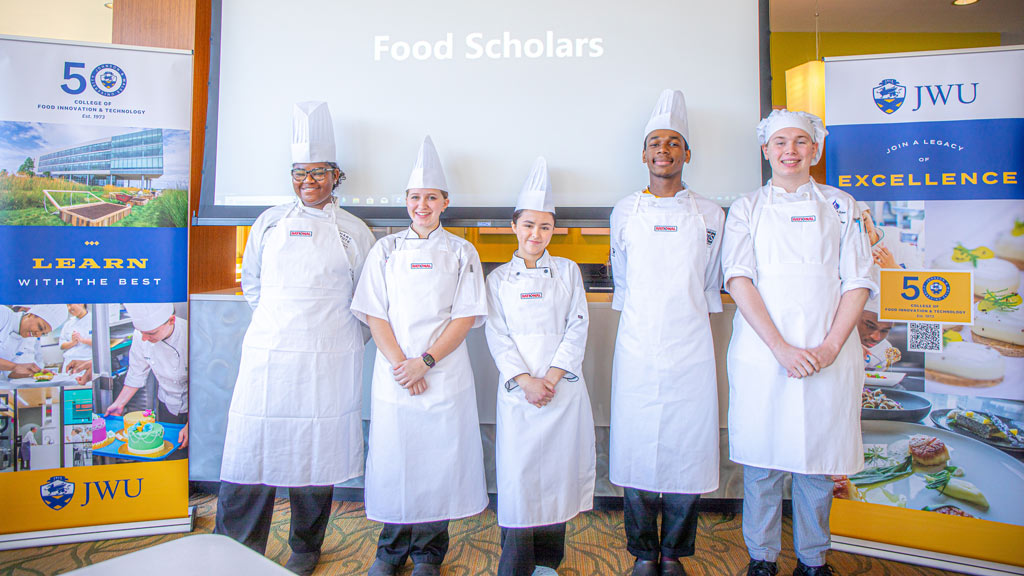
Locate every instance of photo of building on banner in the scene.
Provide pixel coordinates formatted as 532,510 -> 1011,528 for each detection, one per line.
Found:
0,36 -> 191,539
825,47 -> 1024,569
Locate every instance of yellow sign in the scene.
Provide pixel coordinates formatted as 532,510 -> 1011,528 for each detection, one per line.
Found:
878,269 -> 973,324
0,460 -> 188,535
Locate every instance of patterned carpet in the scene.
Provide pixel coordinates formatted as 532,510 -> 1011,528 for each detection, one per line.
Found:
0,492 -> 961,576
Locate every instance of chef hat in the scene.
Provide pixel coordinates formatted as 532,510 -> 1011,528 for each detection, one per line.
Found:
864,294 -> 881,315
25,304 -> 67,333
125,303 -> 174,332
515,157 -> 555,215
291,101 -> 336,164
406,135 -> 449,193
643,89 -> 689,147
756,109 -> 828,165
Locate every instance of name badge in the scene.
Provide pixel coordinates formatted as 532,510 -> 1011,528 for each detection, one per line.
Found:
653,225 -> 677,232
791,216 -> 816,223
706,228 -> 717,245
410,263 -> 433,270
289,230 -> 313,237
520,292 -> 543,300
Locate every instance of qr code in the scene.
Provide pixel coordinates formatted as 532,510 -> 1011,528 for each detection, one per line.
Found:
908,322 -> 942,352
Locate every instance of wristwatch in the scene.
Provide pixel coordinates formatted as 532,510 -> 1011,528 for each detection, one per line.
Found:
421,352 -> 436,368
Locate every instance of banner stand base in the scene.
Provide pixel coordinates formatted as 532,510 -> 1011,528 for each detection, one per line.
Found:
832,535 -> 1024,576
0,507 -> 194,551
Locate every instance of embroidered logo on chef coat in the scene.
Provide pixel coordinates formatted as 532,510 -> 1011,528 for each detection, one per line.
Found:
520,292 -> 544,299
410,263 -> 433,269
289,230 -> 313,237
653,226 -> 678,232
706,228 -> 717,245
791,216 -> 817,223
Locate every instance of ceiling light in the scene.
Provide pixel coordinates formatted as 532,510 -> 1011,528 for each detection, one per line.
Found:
951,0 -> 978,5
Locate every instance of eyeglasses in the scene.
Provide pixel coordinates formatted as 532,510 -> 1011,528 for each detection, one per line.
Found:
291,167 -> 335,182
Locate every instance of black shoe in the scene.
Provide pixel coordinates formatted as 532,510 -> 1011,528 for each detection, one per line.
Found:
367,558 -> 399,576
631,559 -> 659,576
284,550 -> 320,576
661,558 -> 687,576
411,562 -> 441,576
747,559 -> 779,576
793,561 -> 836,576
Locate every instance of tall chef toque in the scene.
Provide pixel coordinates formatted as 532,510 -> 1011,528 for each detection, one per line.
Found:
406,135 -> 449,193
514,157 -> 555,215
125,303 -> 174,332
291,101 -> 336,164
644,89 -> 689,146
756,109 -> 828,165
25,304 -> 68,333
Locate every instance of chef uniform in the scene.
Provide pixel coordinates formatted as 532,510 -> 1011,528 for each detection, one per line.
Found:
0,305 -> 66,378
121,303 -> 189,425
60,307 -> 93,372
609,90 -> 725,575
216,102 -> 375,575
722,110 -> 875,575
351,136 -> 488,575
485,158 -> 596,576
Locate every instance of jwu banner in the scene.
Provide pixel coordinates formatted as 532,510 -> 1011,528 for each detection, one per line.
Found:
0,36 -> 192,547
826,47 -> 1024,574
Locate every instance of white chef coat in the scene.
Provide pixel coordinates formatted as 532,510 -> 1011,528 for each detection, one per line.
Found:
722,180 -> 875,295
1,307 -> 29,377
124,317 -> 189,415
241,199 -> 376,310
611,188 -> 725,313
60,312 -> 93,366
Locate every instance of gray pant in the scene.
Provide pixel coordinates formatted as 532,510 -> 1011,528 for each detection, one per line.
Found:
742,465 -> 833,567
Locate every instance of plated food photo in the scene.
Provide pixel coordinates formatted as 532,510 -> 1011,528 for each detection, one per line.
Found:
930,408 -> 1024,453
861,388 -> 932,422
833,421 -> 1024,525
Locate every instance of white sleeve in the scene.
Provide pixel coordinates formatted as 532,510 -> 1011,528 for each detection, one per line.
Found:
704,206 -> 726,313
59,320 -> 74,346
484,271 -> 531,386
722,195 -> 758,286
840,197 -> 879,298
451,243 -> 488,327
240,211 -> 271,310
549,261 -> 589,376
349,221 -> 377,285
122,334 -> 151,389
610,203 -> 628,311
350,240 -> 391,325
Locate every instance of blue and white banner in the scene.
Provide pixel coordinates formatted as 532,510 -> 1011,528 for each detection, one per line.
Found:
824,47 -> 1024,571
825,48 -> 1024,201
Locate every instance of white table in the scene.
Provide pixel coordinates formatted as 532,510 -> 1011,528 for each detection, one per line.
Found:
65,534 -> 293,575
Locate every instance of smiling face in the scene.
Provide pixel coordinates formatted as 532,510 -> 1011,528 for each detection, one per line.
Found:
406,188 -> 449,231
857,310 -> 894,348
762,127 -> 818,179
291,162 -> 338,208
19,314 -> 51,338
642,129 -> 690,181
512,209 -> 555,261
67,304 -> 87,318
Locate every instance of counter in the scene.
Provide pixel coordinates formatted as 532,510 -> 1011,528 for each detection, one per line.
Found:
189,289 -> 746,497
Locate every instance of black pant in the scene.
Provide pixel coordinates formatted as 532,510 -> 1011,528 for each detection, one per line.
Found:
157,400 -> 187,460
498,523 -> 567,576
214,481 -> 334,556
623,488 -> 700,562
376,520 -> 450,566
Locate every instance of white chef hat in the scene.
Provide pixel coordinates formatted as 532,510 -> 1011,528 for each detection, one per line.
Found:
643,89 -> 689,147
863,293 -> 881,315
515,157 -> 555,215
24,304 -> 67,333
406,135 -> 449,193
756,109 -> 828,165
125,303 -> 173,332
291,101 -> 336,164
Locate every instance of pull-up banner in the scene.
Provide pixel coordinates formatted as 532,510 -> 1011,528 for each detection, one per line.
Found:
826,47 -> 1024,573
0,35 -> 192,547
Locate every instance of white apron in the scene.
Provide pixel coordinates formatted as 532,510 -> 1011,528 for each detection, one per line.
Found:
221,204 -> 364,486
727,182 -> 864,475
610,192 -> 720,493
364,233 -> 488,524
495,260 -> 596,528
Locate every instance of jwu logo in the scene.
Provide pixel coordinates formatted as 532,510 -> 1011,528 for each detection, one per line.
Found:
60,62 -> 127,97
40,476 -> 75,510
38,475 -> 143,511
873,78 -> 978,115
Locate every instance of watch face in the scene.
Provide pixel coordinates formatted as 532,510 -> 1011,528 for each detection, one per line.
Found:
422,353 -> 435,367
